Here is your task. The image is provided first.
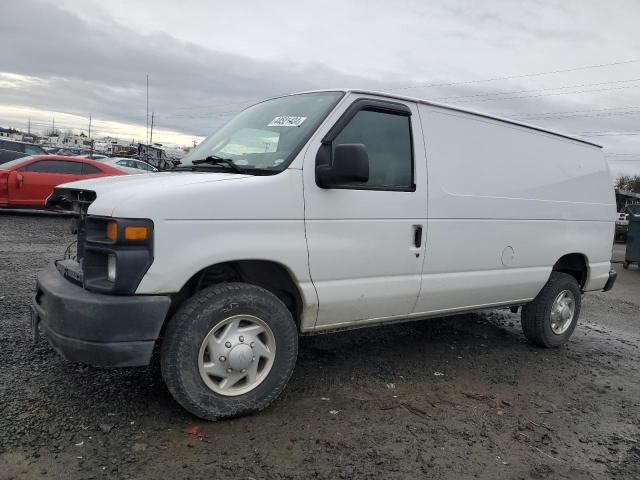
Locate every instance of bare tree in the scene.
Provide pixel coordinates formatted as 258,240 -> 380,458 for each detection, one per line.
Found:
616,175 -> 640,194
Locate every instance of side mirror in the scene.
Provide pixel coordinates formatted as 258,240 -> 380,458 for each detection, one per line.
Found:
316,143 -> 369,188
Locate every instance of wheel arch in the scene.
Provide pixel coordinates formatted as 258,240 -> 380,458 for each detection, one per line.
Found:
171,259 -> 305,327
552,253 -> 589,289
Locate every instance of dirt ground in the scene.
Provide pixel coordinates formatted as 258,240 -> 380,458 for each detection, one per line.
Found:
1,212 -> 639,480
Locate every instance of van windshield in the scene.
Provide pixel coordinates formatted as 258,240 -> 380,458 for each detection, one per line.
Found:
181,92 -> 343,172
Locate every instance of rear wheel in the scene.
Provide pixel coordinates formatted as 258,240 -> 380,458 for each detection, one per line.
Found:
521,272 -> 581,348
161,283 -> 298,420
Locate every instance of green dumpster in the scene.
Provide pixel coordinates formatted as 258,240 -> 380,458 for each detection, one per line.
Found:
624,213 -> 640,269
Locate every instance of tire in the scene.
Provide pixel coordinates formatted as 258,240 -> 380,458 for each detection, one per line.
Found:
161,282 -> 298,420
521,272 -> 581,348
623,261 -> 630,270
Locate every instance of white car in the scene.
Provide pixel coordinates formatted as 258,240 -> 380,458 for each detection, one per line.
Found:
78,154 -> 109,161
34,89 -> 617,421
616,212 -> 629,226
104,157 -> 158,174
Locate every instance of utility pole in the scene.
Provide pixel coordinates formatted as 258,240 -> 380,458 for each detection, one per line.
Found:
88,112 -> 92,140
150,112 -> 155,144
146,74 -> 149,145
27,118 -> 31,135
52,117 -> 55,135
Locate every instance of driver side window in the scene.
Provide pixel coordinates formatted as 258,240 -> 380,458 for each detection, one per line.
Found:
332,109 -> 413,190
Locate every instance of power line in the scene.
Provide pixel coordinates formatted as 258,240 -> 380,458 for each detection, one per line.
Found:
162,58 -> 640,113
576,130 -> 640,137
388,58 -> 640,92
514,110 -> 640,121
444,83 -> 640,104
512,105 -> 640,118
430,77 -> 640,101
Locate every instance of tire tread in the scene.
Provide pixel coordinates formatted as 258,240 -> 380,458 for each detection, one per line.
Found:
521,272 -> 581,348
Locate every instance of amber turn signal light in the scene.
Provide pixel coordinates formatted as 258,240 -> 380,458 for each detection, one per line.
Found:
106,222 -> 118,241
124,226 -> 149,241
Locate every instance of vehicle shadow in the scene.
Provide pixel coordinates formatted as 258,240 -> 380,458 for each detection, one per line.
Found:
41,310 -> 527,419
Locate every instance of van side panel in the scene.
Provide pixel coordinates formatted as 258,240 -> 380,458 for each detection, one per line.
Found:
413,105 -> 615,314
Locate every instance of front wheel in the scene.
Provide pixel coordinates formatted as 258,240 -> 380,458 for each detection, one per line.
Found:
521,272 -> 581,348
161,283 -> 298,420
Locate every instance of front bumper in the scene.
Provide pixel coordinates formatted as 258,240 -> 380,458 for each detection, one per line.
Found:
32,262 -> 171,367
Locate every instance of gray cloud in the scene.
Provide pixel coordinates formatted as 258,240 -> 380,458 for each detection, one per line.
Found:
0,0 -> 392,135
1,0 -> 640,176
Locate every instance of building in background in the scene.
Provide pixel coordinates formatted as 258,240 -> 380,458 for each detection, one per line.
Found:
616,188 -> 640,212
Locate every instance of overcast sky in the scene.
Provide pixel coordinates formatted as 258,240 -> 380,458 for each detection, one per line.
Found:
1,0 -> 640,176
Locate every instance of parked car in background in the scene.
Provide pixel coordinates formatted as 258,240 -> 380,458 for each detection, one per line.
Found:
78,154 -> 109,161
615,212 -> 629,242
103,157 -> 158,174
0,139 -> 48,164
0,155 -> 125,208
615,204 -> 640,242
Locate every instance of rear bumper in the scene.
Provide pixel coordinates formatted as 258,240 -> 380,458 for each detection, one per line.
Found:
603,269 -> 617,292
32,262 -> 171,367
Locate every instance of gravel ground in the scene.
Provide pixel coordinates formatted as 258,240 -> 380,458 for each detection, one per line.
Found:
1,212 -> 639,480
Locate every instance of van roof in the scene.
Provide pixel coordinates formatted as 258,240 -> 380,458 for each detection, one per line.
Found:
294,89 -> 602,149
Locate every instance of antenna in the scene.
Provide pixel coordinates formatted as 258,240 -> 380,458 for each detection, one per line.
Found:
146,74 -> 149,145
150,112 -> 155,144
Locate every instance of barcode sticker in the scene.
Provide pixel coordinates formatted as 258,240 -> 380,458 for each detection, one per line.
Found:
268,116 -> 307,127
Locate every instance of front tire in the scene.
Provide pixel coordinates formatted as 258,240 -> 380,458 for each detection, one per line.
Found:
521,272 -> 581,348
161,283 -> 298,420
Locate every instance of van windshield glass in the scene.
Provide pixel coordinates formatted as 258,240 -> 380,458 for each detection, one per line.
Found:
181,92 -> 343,172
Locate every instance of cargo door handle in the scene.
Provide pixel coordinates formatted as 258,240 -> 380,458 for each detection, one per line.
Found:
413,225 -> 423,248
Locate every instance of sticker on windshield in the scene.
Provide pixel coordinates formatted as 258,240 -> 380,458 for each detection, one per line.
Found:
268,116 -> 307,127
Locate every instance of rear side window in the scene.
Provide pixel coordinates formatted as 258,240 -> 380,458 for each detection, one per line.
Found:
333,109 -> 413,189
116,160 -> 131,168
24,145 -> 44,155
81,163 -> 101,174
22,160 -> 83,174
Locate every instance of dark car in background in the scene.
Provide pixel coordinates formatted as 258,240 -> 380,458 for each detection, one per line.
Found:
0,139 -> 48,164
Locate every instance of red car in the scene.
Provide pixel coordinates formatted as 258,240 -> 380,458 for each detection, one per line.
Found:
0,155 -> 125,208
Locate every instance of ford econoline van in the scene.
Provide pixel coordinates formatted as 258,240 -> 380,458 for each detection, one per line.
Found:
32,89 -> 617,420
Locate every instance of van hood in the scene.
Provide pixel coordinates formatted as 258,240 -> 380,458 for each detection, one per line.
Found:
51,171 -> 252,217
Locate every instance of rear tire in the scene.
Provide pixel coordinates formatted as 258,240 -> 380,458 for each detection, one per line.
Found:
161,282 -> 298,420
521,272 -> 581,348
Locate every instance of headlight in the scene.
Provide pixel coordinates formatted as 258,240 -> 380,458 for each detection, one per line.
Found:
82,216 -> 154,294
107,254 -> 117,283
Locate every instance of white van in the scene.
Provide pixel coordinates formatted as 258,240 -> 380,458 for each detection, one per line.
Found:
33,89 -> 617,420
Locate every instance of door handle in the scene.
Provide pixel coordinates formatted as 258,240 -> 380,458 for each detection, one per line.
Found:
413,225 -> 423,248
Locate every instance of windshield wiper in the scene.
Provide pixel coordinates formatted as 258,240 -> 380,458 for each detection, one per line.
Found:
191,155 -> 246,173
